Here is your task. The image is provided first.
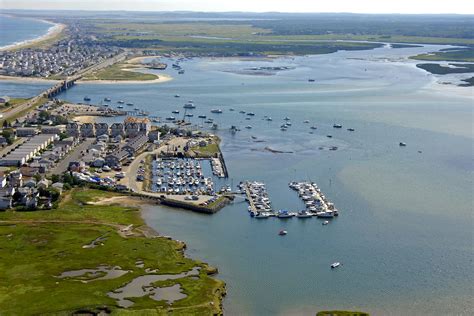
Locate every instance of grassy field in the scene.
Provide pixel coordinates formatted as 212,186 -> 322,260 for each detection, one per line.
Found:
0,188 -> 225,315
411,48 -> 474,62
193,143 -> 220,157
0,98 -> 28,112
83,63 -> 159,81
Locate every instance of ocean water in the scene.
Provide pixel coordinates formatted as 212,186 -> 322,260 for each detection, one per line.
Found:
0,15 -> 53,48
1,44 -> 473,315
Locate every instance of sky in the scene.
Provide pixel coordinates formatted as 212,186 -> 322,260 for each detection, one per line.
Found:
1,0 -> 474,14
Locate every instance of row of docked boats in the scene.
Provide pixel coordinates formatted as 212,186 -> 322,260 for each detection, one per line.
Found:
289,181 -> 339,218
240,180 -> 339,220
152,158 -> 215,195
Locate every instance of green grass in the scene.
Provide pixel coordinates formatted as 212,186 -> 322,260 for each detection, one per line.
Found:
83,63 -> 159,81
0,96 -> 48,124
416,63 -> 474,75
411,48 -> 474,62
193,143 -> 219,157
0,98 -> 28,112
0,188 -> 225,315
316,311 -> 369,316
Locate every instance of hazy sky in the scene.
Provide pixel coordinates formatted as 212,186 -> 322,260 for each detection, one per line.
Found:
1,0 -> 474,14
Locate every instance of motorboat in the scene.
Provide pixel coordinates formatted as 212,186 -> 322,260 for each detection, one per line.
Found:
211,109 -> 223,114
198,115 -> 207,119
277,210 -> 293,218
297,210 -> 312,218
333,124 -> 343,128
308,79 -> 315,82
174,94 -> 180,98
331,262 -> 341,269
279,230 -> 288,236
246,112 -> 255,116
322,220 -> 329,225
303,120 -> 310,123
172,110 -> 180,114
245,125 -> 252,129
310,126 -> 318,130
399,142 -> 407,147
126,102 -> 134,106
117,100 -> 124,104
184,103 -> 196,109
166,116 -> 176,121
117,105 -> 123,109
347,128 -> 355,131
104,97 -> 111,102
83,96 -> 91,101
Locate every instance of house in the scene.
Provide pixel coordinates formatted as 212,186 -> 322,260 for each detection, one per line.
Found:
105,149 -> 129,167
8,170 -> 22,187
148,130 -> 160,142
80,123 -> 95,138
94,123 -> 109,137
66,122 -> 80,138
0,187 -> 15,209
92,157 -> 105,167
16,127 -> 38,137
51,182 -> 64,194
0,176 -> 6,188
110,123 -> 124,137
42,125 -> 65,134
23,179 -> 37,188
124,117 -> 150,137
0,136 -> 8,147
37,179 -> 50,189
123,134 -> 148,155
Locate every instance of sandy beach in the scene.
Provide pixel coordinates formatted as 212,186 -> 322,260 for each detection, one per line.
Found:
0,20 -> 66,51
126,55 -> 163,64
72,115 -> 97,124
77,73 -> 173,85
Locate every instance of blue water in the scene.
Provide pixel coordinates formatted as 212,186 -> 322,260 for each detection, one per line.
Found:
0,15 -> 53,48
1,44 -> 472,315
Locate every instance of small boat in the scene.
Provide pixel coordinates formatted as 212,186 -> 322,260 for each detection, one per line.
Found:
126,102 -> 134,106
198,115 -> 207,119
245,125 -> 252,129
310,126 -> 317,130
246,112 -> 255,116
174,94 -> 180,98
211,109 -> 223,114
279,230 -> 288,236
185,114 -> 194,117
172,110 -> 180,114
166,116 -> 176,121
347,128 -> 355,131
117,100 -> 124,104
322,220 -> 329,225
239,110 -> 246,114
284,117 -> 291,121
399,142 -> 407,147
303,120 -> 310,123
333,124 -> 342,128
326,135 -> 332,138
104,97 -> 111,102
277,210 -> 293,218
183,103 -> 196,109
178,70 -> 185,74
134,107 -> 139,111
297,210 -> 312,218
83,96 -> 91,101
331,262 -> 341,269
255,212 -> 270,219
266,117 -> 273,121
117,105 -> 123,109
308,79 -> 315,82
229,108 -> 235,111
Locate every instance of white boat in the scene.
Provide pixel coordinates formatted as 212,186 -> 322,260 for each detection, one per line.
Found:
297,211 -> 312,218
184,103 -> 196,109
277,210 -> 293,218
322,220 -> 329,225
245,125 -> 252,129
279,230 -> 288,236
211,109 -> 223,114
331,262 -> 341,269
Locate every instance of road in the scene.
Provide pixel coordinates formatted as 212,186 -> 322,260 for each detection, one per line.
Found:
48,138 -> 95,175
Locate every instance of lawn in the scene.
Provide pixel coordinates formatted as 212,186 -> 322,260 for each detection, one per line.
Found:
0,188 -> 225,315
193,143 -> 220,157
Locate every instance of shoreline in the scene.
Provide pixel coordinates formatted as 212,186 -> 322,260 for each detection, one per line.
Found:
0,16 -> 66,51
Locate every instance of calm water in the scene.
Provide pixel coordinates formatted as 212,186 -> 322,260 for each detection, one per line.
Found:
1,44 -> 473,315
0,15 -> 53,48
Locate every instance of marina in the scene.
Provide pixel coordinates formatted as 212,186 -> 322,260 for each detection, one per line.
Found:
241,180 -> 339,220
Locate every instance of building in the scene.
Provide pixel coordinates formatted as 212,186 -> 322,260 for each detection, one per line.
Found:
94,123 -> 109,137
66,122 -> 80,138
16,127 -> 38,137
105,149 -> 129,167
80,123 -> 95,138
124,117 -> 150,137
0,134 -> 58,166
123,134 -> 148,155
110,123 -> 125,137
0,187 -> 15,209
148,130 -> 161,142
42,125 -> 65,135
